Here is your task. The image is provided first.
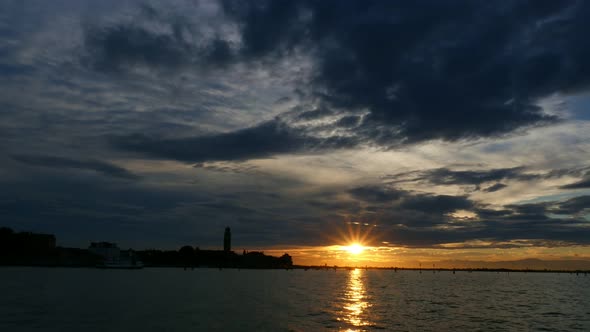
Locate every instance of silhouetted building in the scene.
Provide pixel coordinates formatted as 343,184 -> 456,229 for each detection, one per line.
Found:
26,232 -> 56,250
89,242 -> 120,263
0,227 -> 56,252
224,227 -> 231,252
0,226 -> 294,269
0,227 -> 99,267
89,242 -> 143,268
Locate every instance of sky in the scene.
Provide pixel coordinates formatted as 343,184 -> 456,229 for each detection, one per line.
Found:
1,0 -> 590,267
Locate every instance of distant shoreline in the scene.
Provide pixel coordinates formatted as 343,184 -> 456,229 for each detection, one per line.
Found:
3,227 -> 589,273
1,264 -> 589,274
295,265 -> 590,274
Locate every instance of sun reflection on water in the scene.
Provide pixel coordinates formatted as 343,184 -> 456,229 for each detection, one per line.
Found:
341,268 -> 372,331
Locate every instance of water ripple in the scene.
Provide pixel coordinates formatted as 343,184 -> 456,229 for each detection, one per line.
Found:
0,267 -> 589,331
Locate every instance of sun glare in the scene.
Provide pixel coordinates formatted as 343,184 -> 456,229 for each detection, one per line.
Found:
344,243 -> 365,255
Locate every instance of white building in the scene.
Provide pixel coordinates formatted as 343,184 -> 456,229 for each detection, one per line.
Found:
89,242 -> 121,263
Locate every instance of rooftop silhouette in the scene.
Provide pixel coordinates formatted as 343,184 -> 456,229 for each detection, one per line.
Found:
0,226 -> 293,269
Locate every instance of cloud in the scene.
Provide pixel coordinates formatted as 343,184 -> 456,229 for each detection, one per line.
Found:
113,119 -> 356,162
347,184 -> 474,227
399,194 -> 473,214
560,178 -> 590,189
391,167 -> 538,186
348,185 -> 404,203
88,0 -> 590,162
220,0 -> 590,144
82,2 -> 234,72
84,24 -> 194,71
84,24 -> 234,72
482,183 -> 507,192
552,195 -> 590,215
0,170 -> 208,247
384,165 -> 590,194
11,154 -> 139,180
193,161 -> 262,175
4,0 -> 590,252
339,182 -> 590,247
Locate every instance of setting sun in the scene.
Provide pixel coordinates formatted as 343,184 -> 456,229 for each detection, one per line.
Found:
344,243 -> 365,255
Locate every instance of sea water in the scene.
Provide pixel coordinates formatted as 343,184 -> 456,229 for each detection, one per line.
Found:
0,267 -> 588,331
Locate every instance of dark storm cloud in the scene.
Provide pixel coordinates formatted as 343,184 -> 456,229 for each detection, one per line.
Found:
340,183 -> 590,246
472,207 -> 512,219
399,194 -> 473,214
0,63 -> 35,77
382,220 -> 590,248
552,195 -> 590,215
384,166 -> 590,192
483,183 -> 508,192
220,0 -> 590,143
348,186 -> 404,203
82,5 -> 233,72
97,0 -> 590,162
420,167 -> 540,186
11,154 -> 139,180
0,169 -> 203,246
113,119 -> 356,162
5,0 -> 590,251
349,184 -> 473,214
386,201 -> 590,247
84,24 -> 193,71
506,202 -> 549,215
347,185 -> 474,227
0,166 -> 317,248
560,178 -> 590,189
222,0 -> 309,60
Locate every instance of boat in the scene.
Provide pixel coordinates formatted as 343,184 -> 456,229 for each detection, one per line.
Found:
96,261 -> 144,269
89,241 -> 144,269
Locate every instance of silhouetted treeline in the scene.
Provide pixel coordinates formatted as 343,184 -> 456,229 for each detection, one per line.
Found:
0,227 -> 293,269
138,247 -> 293,269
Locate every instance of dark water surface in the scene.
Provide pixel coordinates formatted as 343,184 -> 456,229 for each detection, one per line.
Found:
0,267 -> 588,331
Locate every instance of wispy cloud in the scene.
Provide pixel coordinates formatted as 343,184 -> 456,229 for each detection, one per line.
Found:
11,154 -> 139,180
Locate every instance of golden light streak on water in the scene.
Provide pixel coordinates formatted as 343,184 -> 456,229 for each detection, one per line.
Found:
340,268 -> 372,331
